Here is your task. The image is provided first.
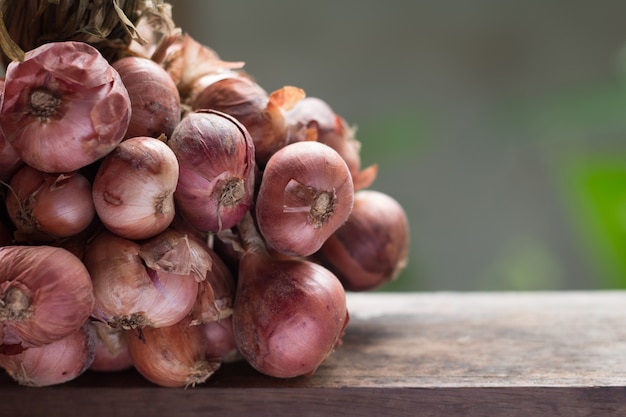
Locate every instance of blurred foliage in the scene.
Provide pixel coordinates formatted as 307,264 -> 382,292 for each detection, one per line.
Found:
559,156 -> 626,289
489,70 -> 626,289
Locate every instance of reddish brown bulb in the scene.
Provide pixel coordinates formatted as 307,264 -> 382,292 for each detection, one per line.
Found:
317,190 -> 410,291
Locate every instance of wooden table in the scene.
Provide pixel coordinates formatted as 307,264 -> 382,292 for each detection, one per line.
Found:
2,291 -> 626,416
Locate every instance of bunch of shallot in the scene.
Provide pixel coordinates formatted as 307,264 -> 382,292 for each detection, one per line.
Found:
0,1 -> 409,388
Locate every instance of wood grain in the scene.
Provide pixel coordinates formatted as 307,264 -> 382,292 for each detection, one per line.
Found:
2,291 -> 626,416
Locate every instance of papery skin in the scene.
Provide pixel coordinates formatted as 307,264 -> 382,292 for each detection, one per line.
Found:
168,110 -> 255,233
6,165 -> 95,241
127,316 -> 221,388
92,136 -> 179,240
233,247 -> 349,379
113,56 -> 181,140
317,190 -> 410,291
0,321 -> 96,387
255,141 -> 354,257
83,229 -> 199,330
0,41 -> 131,173
0,246 -> 94,349
89,321 -> 133,372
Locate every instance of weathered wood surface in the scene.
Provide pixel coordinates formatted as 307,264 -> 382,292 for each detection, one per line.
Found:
2,291 -> 626,416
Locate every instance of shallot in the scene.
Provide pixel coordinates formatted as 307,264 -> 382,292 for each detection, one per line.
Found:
5,165 -> 95,242
232,213 -> 349,378
0,321 -> 96,387
92,136 -> 179,240
112,56 -> 181,139
255,141 -> 354,257
83,229 -> 198,330
127,316 -> 221,388
168,110 -> 255,233
0,41 -> 131,173
89,321 -> 133,373
317,190 -> 410,291
0,245 -> 94,350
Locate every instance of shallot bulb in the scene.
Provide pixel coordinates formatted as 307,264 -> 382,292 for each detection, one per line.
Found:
317,190 -> 410,291
168,110 -> 255,233
127,316 -> 221,388
0,131 -> 22,183
0,321 -> 96,387
0,41 -> 131,173
83,229 -> 199,330
192,75 -> 305,167
92,136 -> 179,240
187,240 -> 236,325
0,245 -> 94,350
232,213 -> 349,378
204,316 -> 240,363
112,56 -> 181,139
159,33 -> 244,103
5,165 -> 95,242
285,97 -> 377,190
89,321 -> 133,373
255,141 -> 354,257
0,78 -> 23,182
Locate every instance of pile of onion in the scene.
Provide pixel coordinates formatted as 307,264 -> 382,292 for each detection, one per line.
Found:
0,1 -> 410,388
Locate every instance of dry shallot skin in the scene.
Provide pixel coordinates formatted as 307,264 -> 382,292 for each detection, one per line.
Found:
5,165 -> 95,242
112,56 -> 181,140
92,136 -> 179,240
188,240 -> 236,325
255,141 -> 354,257
83,229 -> 199,330
0,131 -> 22,183
0,245 -> 94,349
158,33 -> 244,103
0,78 -> 22,183
192,75 -> 305,167
89,321 -> 133,373
0,77 -> 23,181
317,190 -> 410,291
0,321 -> 96,387
0,41 -> 131,173
127,316 -> 221,388
168,110 -> 256,233
232,213 -> 349,379
285,97 -> 377,190
204,316 -> 240,363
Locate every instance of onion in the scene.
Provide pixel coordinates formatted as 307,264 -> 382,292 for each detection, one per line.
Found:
159,33 -> 244,103
0,41 -> 131,173
127,316 -> 221,388
92,136 -> 179,240
232,213 -> 349,378
317,190 -> 410,291
0,245 -> 94,350
187,239 -> 236,325
204,316 -> 240,363
285,97 -> 377,190
5,165 -> 95,242
168,110 -> 256,233
0,78 -> 24,182
83,229 -> 199,330
192,75 -> 305,167
255,141 -> 354,257
89,321 -> 133,373
0,321 -> 96,387
112,56 -> 181,140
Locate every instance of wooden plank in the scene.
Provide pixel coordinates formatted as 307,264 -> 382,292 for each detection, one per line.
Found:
2,291 -> 626,416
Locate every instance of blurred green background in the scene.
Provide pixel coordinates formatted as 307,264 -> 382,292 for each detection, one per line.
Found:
169,0 -> 626,291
